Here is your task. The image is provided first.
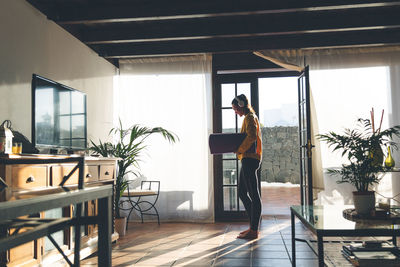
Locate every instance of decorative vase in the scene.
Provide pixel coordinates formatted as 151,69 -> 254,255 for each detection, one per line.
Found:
353,191 -> 375,215
115,217 -> 127,237
385,146 -> 395,168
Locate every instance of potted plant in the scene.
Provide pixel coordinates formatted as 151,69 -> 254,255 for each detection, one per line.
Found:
90,119 -> 178,235
318,117 -> 400,214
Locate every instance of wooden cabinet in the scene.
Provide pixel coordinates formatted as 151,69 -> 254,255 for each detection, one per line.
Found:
0,156 -> 117,267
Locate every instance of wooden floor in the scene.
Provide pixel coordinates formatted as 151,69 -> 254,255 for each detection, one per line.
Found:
80,185 -> 322,267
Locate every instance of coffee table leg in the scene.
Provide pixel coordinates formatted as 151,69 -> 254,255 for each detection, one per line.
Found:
291,210 -> 296,267
317,234 -> 324,267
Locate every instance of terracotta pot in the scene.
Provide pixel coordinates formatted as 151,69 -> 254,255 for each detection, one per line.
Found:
115,217 -> 127,236
353,191 -> 375,215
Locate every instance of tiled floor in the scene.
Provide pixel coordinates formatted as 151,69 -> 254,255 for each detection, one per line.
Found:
261,184 -> 300,215
82,217 -> 319,267
81,185 -> 322,267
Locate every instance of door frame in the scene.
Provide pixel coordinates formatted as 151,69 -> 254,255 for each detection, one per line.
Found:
213,71 -> 299,221
297,66 -> 314,206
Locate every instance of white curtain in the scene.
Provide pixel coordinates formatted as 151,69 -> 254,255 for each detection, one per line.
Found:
116,55 -> 214,222
254,51 -> 325,197
256,46 -> 400,205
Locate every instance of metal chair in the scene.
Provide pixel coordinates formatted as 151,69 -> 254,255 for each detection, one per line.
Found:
120,181 -> 160,229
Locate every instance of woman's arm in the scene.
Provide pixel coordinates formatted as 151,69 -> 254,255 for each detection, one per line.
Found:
237,115 -> 257,153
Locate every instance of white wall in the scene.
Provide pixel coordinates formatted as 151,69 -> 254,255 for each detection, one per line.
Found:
0,0 -> 116,143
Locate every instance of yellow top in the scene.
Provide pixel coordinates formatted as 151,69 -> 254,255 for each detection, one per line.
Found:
237,112 -> 262,161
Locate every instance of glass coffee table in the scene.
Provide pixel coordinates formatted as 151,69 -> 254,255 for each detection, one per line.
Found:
290,205 -> 400,267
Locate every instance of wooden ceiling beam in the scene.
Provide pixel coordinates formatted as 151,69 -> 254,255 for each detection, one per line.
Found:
24,0 -> 400,59
27,0 -> 400,24
79,6 -> 400,44
90,28 -> 400,58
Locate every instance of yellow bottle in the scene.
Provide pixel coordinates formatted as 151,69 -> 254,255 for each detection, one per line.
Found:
385,146 -> 395,168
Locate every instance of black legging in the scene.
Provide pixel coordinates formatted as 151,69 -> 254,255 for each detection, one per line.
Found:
239,158 -> 262,231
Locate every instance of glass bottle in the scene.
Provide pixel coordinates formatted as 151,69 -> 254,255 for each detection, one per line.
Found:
385,146 -> 395,168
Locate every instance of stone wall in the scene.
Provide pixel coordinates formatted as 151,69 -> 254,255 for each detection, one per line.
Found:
260,126 -> 300,184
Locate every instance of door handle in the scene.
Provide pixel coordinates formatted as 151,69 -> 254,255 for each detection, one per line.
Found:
307,139 -> 315,158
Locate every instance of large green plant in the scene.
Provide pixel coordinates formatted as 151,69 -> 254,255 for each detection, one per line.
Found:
90,120 -> 178,218
318,118 -> 400,192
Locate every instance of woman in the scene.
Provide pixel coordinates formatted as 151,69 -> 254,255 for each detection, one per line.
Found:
232,94 -> 263,239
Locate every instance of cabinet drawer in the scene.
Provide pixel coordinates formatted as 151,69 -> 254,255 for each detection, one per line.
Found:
8,240 -> 37,266
11,166 -> 47,189
52,165 -> 85,186
99,165 -> 114,180
8,228 -> 40,266
85,165 -> 99,182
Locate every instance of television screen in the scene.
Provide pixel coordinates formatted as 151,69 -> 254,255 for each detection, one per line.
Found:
32,74 -> 87,151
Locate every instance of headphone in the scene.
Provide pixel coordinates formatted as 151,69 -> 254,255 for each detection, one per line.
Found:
235,95 -> 245,107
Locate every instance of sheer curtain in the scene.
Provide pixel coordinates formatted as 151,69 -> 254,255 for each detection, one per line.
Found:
116,55 -> 214,222
253,51 -> 325,198
306,46 -> 400,205
256,46 -> 400,205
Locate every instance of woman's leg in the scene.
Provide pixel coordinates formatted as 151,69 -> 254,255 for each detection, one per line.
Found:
237,166 -> 251,237
241,158 -> 262,231
238,165 -> 252,222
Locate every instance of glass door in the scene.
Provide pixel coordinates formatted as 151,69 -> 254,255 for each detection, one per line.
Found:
213,70 -> 306,220
298,66 -> 314,206
214,76 -> 258,220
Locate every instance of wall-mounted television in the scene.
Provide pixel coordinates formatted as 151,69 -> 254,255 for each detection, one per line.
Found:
32,74 -> 87,152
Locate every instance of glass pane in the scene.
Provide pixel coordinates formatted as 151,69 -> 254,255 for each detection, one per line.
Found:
35,88 -> 55,145
72,115 -> 85,138
44,208 -> 64,252
258,77 -> 298,127
238,160 -> 245,211
257,77 -> 300,186
59,90 -> 71,115
60,116 -> 70,139
237,83 -> 251,104
302,130 -> 307,146
237,114 -> 244,131
223,152 -> 236,159
222,84 -> 235,107
72,139 -> 86,148
222,109 -> 235,133
223,104 -> 241,157
223,187 -> 238,211
72,91 -> 85,113
239,199 -> 245,211
223,160 -> 237,185
72,205 -> 86,238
